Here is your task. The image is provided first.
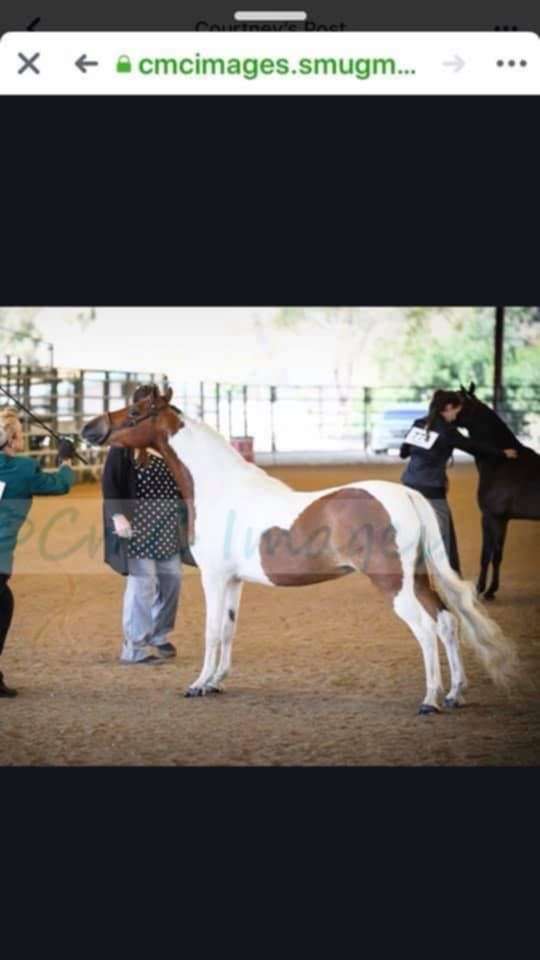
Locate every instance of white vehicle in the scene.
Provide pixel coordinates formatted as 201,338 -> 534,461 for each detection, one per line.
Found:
370,403 -> 428,454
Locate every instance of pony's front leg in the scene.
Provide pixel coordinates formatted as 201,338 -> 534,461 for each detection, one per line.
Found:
207,578 -> 243,691
185,570 -> 228,697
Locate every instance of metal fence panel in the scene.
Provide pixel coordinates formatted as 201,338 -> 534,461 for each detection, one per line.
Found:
3,361 -> 540,468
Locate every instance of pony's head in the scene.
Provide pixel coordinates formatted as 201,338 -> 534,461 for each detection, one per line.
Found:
456,381 -> 516,445
81,385 -> 184,450
456,381 -> 489,429
456,381 -> 476,420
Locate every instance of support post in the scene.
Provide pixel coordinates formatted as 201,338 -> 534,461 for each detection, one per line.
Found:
493,306 -> 505,413
242,385 -> 248,436
227,388 -> 233,439
199,381 -> 205,421
270,385 -> 277,453
103,371 -> 110,414
363,386 -> 371,452
74,370 -> 84,433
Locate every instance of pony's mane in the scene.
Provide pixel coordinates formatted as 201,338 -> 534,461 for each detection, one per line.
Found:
467,397 -> 518,447
175,417 -> 292,490
482,403 -> 516,440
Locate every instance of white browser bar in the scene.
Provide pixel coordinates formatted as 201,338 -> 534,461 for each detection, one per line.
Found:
1,31 -> 539,95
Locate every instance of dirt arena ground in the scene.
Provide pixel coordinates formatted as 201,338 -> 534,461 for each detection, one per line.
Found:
1,462 -> 539,766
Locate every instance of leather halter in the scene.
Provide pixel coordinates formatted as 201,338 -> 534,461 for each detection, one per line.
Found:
103,400 -> 181,442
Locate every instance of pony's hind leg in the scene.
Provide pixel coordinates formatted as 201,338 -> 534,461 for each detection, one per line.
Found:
437,610 -> 467,707
206,578 -> 243,691
484,516 -> 508,601
477,514 -> 493,596
393,585 -> 443,715
412,574 -> 467,709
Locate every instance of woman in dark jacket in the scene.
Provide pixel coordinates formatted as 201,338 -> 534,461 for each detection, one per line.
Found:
101,385 -> 194,665
400,389 -> 517,574
0,408 -> 75,697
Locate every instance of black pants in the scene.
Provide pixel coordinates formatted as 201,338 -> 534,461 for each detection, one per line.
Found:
425,499 -> 461,575
0,575 -> 14,656
403,483 -> 461,575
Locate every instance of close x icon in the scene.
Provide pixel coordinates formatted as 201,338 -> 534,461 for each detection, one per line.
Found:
17,51 -> 40,73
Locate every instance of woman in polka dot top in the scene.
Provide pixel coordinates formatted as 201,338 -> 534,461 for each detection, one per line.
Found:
101,385 -> 193,665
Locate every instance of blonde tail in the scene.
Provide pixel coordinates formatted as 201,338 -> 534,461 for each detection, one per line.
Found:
405,488 -> 518,687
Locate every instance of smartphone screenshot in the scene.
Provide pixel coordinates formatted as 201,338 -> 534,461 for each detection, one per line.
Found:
0,20 -> 539,774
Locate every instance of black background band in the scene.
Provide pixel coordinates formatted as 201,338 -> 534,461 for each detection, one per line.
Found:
2,95 -> 538,307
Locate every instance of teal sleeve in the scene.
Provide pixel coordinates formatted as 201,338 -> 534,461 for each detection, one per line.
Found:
28,462 -> 75,496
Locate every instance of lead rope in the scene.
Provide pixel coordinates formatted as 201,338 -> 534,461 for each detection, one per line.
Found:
0,381 -> 88,465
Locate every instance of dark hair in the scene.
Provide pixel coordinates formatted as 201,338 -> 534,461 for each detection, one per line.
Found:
425,389 -> 462,435
131,383 -> 158,404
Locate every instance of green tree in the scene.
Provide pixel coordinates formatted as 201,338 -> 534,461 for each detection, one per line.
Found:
0,308 -> 43,363
275,308 -> 374,388
375,307 -> 537,383
374,307 -> 499,390
373,306 -> 540,436
273,308 -> 377,422
0,307 -> 98,366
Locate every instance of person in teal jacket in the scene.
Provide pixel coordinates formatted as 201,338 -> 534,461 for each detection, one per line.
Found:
0,407 -> 75,697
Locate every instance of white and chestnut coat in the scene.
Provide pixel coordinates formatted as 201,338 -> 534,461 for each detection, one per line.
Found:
165,417 -> 515,709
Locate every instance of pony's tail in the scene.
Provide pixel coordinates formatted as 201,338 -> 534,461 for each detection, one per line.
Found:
405,488 -> 518,687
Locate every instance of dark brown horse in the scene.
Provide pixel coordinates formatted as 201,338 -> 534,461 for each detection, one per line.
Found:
457,382 -> 540,600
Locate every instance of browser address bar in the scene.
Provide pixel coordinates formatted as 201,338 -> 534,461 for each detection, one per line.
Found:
1,31 -> 539,95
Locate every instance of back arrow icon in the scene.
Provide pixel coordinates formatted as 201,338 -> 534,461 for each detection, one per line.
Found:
443,54 -> 465,73
75,54 -> 99,73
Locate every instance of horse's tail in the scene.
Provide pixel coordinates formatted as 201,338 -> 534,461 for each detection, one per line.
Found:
405,488 -> 518,687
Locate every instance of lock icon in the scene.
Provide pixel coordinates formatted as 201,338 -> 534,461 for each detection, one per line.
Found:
116,55 -> 132,74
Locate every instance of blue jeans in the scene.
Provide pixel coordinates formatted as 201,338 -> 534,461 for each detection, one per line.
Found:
121,555 -> 182,662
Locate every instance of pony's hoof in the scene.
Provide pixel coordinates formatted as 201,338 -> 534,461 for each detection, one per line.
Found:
444,697 -> 463,709
484,592 -> 496,602
205,685 -> 223,694
184,687 -> 204,698
418,703 -> 440,715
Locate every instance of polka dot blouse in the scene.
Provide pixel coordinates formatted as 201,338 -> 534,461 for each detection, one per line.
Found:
128,455 -> 182,561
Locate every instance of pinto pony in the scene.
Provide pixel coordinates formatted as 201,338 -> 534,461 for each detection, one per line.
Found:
82,387 -> 516,713
457,382 -> 540,600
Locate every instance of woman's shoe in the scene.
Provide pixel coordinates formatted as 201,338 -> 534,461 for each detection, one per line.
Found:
119,655 -> 165,666
0,671 -> 18,697
154,643 -> 177,659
